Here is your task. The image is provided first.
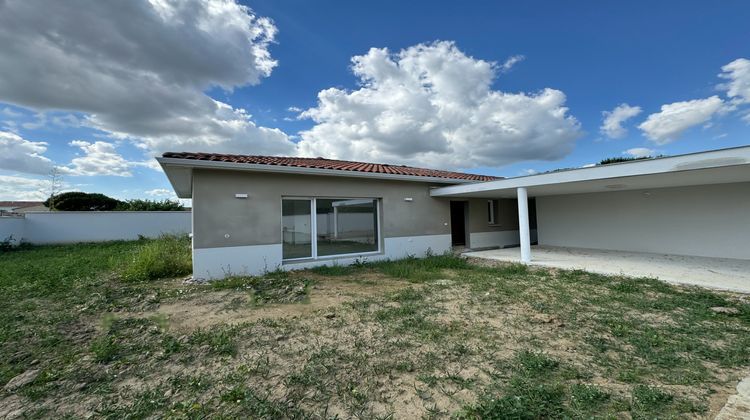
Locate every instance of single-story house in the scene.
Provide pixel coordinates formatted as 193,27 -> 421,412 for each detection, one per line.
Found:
158,145 -> 750,279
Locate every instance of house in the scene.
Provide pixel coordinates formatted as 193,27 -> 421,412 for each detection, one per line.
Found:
0,201 -> 48,214
158,145 -> 750,279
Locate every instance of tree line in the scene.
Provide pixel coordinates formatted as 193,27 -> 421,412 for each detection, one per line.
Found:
44,192 -> 185,211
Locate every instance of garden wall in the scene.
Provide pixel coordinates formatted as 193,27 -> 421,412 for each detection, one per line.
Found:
0,211 -> 191,245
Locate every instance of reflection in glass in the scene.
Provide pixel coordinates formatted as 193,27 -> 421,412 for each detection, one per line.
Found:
316,199 -> 378,256
282,199 -> 312,259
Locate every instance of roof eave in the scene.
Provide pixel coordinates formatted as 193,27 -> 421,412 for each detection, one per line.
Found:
157,157 -> 486,198
430,144 -> 750,197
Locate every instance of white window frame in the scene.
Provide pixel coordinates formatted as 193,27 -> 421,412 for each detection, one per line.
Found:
281,196 -> 381,262
487,199 -> 495,225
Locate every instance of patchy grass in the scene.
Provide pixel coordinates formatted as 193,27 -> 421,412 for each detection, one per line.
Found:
210,271 -> 313,305
1,243 -> 749,418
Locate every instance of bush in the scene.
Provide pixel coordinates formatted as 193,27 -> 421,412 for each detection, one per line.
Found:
121,234 -> 192,281
45,191 -> 122,211
116,199 -> 184,211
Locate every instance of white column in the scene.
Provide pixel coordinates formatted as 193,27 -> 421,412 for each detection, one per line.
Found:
517,187 -> 531,263
332,207 -> 338,239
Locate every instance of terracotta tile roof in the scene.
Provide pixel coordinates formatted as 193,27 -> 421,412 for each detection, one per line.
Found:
162,152 -> 500,182
0,201 -> 44,208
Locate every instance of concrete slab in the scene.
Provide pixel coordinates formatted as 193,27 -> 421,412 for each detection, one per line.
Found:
463,246 -> 750,294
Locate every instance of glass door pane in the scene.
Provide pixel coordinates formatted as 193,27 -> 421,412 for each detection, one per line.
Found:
282,199 -> 312,259
316,198 -> 378,257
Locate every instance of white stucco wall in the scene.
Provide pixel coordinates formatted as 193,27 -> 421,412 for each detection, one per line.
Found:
20,211 -> 191,244
536,182 -> 750,260
0,216 -> 25,245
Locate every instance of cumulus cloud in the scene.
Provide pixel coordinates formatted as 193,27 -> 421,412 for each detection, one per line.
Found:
145,188 -> 176,198
638,96 -> 724,144
64,141 -> 133,177
0,0 -> 295,157
623,147 -> 655,158
0,175 -> 50,200
0,131 -> 53,174
718,58 -> 750,104
297,41 -> 581,169
600,104 -> 642,139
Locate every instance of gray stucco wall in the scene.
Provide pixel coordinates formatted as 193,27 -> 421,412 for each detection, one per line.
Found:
192,169 -> 452,249
536,182 -> 750,260
467,198 -> 519,233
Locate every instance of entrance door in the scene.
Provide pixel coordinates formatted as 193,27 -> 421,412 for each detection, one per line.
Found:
450,201 -> 467,246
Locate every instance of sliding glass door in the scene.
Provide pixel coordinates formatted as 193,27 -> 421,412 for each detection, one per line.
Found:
281,199 -> 312,260
316,198 -> 378,256
282,197 -> 379,261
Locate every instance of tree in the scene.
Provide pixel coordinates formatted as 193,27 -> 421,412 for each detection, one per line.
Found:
598,156 -> 651,165
44,192 -> 122,211
45,166 -> 64,210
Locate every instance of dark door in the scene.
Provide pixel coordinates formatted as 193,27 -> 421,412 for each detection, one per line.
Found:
450,201 -> 466,246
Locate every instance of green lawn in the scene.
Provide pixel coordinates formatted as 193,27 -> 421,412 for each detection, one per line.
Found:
1,239 -> 749,418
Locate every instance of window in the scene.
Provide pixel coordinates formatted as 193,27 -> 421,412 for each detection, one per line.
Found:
282,199 -> 313,259
487,199 -> 498,225
282,197 -> 379,260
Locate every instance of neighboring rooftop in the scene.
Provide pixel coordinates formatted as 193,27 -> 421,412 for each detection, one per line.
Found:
161,152 -> 500,182
0,201 -> 45,209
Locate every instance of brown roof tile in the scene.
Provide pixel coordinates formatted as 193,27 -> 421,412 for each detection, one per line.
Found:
162,152 -> 500,182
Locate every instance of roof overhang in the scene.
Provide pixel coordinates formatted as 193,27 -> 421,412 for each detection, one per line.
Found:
430,145 -> 750,198
157,157 -> 481,198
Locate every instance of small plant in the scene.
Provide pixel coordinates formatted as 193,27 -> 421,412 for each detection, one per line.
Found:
90,335 -> 120,363
631,385 -> 673,412
570,384 -> 610,411
121,234 -> 191,281
515,350 -> 560,376
190,329 -> 238,357
0,235 -> 17,252
309,263 -> 355,276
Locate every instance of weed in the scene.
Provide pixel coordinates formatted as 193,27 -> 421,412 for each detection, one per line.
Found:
120,234 -> 191,282
631,385 -> 673,413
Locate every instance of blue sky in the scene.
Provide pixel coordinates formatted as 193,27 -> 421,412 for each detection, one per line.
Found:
0,0 -> 749,200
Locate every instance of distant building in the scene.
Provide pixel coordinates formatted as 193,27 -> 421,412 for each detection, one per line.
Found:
0,201 -> 49,214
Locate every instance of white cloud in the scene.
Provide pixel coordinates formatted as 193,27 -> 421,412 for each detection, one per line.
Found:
1,107 -> 21,118
0,131 -> 53,174
638,96 -> 724,144
520,169 -> 538,176
500,55 -> 525,72
600,104 -> 642,139
145,188 -> 175,198
297,41 -> 581,169
64,141 -> 133,177
718,58 -> 750,104
0,175 -> 49,200
0,0 -> 295,157
623,147 -> 655,158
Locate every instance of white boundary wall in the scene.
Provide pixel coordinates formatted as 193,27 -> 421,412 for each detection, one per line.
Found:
0,216 -> 25,245
0,211 -> 191,244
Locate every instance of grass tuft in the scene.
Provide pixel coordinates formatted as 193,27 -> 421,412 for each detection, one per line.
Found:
120,234 -> 191,282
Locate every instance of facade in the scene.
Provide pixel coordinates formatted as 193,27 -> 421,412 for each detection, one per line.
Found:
159,145 -> 750,280
158,153 -> 521,279
431,145 -> 750,262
